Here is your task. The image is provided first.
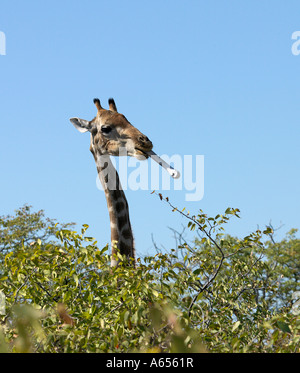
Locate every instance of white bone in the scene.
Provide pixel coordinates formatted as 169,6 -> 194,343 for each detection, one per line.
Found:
147,150 -> 180,179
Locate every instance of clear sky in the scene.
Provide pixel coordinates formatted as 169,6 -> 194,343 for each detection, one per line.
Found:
0,0 -> 299,257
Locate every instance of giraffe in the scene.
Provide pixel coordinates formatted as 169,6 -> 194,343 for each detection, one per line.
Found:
70,98 -> 153,267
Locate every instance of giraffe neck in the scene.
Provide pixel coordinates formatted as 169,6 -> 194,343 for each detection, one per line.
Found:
92,152 -> 135,267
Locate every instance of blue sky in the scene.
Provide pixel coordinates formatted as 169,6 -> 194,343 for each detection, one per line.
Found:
0,0 -> 299,256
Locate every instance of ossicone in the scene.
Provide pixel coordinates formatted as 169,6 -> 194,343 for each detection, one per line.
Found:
93,98 -> 102,112
108,98 -> 118,112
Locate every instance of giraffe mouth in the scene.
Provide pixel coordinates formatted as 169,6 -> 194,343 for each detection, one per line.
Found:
134,148 -> 150,159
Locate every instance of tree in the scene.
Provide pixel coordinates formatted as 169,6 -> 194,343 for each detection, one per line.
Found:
0,205 -> 73,260
0,203 -> 299,353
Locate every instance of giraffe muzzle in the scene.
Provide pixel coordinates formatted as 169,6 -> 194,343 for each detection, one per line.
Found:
137,136 -> 153,152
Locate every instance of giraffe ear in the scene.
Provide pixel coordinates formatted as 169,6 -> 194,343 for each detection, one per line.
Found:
70,117 -> 93,133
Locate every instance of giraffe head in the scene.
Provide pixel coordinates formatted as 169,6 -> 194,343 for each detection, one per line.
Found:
70,98 -> 153,159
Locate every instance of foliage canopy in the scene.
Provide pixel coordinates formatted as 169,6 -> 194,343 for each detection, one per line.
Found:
0,203 -> 299,353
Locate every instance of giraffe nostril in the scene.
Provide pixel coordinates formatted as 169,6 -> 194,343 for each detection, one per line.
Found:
137,135 -> 152,152
139,136 -> 150,143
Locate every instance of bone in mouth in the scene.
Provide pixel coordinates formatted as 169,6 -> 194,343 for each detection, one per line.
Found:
147,150 -> 180,179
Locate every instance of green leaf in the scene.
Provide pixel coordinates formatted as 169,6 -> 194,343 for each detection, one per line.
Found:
276,321 -> 291,334
73,274 -> 79,287
263,227 -> 273,235
232,321 -> 240,332
193,268 -> 201,275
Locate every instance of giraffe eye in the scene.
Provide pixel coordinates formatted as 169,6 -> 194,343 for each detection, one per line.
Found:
101,126 -> 112,134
